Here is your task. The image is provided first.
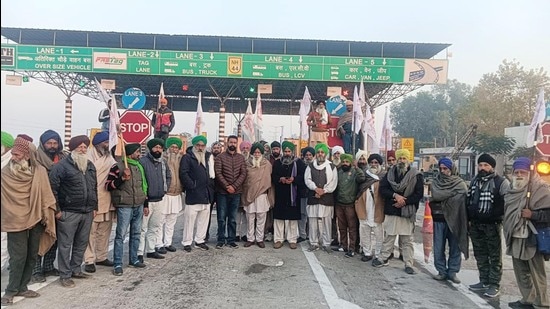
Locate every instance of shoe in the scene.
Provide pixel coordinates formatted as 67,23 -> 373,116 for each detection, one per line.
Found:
96,259 -> 114,267
244,241 -> 254,248
448,274 -> 461,284
483,286 -> 500,298
129,261 -> 146,268
156,247 -> 168,254
44,268 -> 60,276
307,245 -> 319,252
468,282 -> 488,291
113,267 -> 123,276
16,290 -> 40,298
433,273 -> 446,281
60,278 -> 76,288
228,242 -> 238,248
297,237 -> 306,243
32,273 -> 46,283
72,272 -> 91,279
235,236 -> 241,242
138,255 -> 144,264
273,241 -> 283,249
1,295 -> 14,305
289,242 -> 298,249
183,245 -> 192,252
404,267 -> 416,275
165,245 -> 177,252
195,242 -> 209,250
146,252 -> 165,259
332,247 -> 345,252
216,242 -> 225,249
241,236 -> 247,242
345,251 -> 355,258
257,242 -> 265,248
372,258 -> 389,268
84,264 -> 96,273
361,255 -> 373,262
508,300 -> 534,308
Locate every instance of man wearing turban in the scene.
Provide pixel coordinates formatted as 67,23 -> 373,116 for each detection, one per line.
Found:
214,135 -> 247,249
430,157 -> 469,284
503,157 -> 550,309
304,143 -> 338,253
355,151 -> 386,262
180,135 -> 215,252
334,153 -> 365,257
49,135 -> 97,287
386,150 -> 396,168
83,131 -> 116,274
156,137 -> 184,253
272,141 -> 305,249
106,143 -> 148,276
297,147 -> 316,242
1,135 -> 57,305
151,97 -> 175,141
336,100 -> 360,154
137,139 -> 172,259
31,130 -> 68,282
241,143 -> 273,248
373,148 -> 423,276
307,100 -> 330,147
466,153 -> 510,298
1,131 -> 14,272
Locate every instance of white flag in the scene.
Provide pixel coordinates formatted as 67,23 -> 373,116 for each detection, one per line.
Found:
299,87 -> 312,140
352,86 -> 364,134
94,78 -> 111,106
242,100 -> 255,142
527,88 -> 545,143
379,106 -> 393,150
254,92 -> 263,130
158,82 -> 165,110
108,93 -> 120,151
363,106 -> 379,153
194,92 -> 205,136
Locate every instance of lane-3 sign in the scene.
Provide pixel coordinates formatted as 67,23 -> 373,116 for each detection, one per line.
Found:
1,44 -> 448,84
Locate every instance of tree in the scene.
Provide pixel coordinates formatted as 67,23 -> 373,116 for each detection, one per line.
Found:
458,60 -> 549,136
468,133 -> 515,155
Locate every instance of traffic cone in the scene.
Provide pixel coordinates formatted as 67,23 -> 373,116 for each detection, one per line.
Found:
422,199 -> 433,263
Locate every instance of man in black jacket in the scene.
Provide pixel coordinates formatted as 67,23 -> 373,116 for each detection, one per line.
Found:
179,135 -> 215,252
49,135 -> 97,288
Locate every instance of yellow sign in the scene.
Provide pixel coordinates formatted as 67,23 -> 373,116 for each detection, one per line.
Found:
400,138 -> 415,161
227,56 -> 242,75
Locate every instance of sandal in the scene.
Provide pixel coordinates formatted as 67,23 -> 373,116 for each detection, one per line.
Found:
16,290 -> 40,298
1,295 -> 14,305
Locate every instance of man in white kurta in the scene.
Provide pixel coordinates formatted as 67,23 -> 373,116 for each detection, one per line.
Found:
241,143 -> 273,248
304,143 -> 338,253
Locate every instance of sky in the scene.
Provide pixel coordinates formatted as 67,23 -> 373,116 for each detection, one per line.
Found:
1,0 -> 549,145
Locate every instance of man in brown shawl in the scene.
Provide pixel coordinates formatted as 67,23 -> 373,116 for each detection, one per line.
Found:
241,143 -> 274,248
84,131 -> 116,273
1,135 -> 56,305
32,129 -> 67,282
504,157 -> 550,309
430,157 -> 469,284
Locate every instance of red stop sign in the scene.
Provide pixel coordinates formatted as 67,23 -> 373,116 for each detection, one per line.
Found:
536,122 -> 550,156
120,111 -> 151,144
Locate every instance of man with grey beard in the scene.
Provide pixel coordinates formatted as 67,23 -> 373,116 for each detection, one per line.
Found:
374,148 -> 423,275
49,135 -> 97,288
1,135 -> 56,305
297,147 -> 315,243
83,132 -> 116,273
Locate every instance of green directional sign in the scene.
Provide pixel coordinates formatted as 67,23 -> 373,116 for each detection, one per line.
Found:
0,44 -> 448,84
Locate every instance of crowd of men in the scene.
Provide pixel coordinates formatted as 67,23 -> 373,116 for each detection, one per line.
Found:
1,128 -> 549,308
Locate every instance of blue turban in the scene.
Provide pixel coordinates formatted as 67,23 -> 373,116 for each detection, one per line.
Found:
92,131 -> 109,146
40,129 -> 62,146
438,157 -> 453,170
513,157 -> 531,171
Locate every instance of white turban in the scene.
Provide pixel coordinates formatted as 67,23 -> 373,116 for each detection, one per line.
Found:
331,146 -> 344,156
355,150 -> 369,161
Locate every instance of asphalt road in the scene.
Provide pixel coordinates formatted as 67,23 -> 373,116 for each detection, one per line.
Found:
2,203 -> 548,309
